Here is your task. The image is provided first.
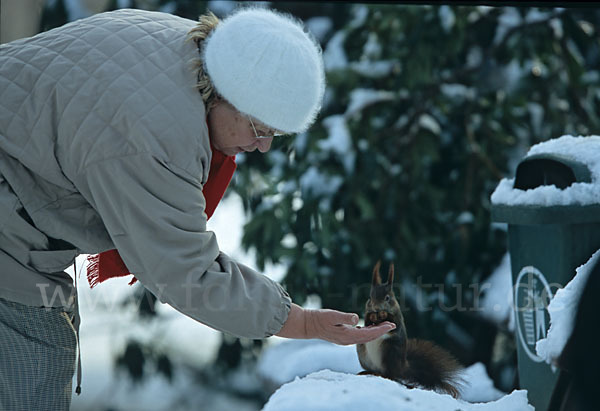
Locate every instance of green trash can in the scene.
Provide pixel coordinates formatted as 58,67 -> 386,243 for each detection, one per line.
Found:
491,135 -> 600,411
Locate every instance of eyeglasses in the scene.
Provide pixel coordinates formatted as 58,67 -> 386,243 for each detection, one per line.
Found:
249,117 -> 284,140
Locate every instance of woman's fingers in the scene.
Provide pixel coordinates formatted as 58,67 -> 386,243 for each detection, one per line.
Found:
302,308 -> 397,345
278,306 -> 397,345
331,322 -> 396,345
347,322 -> 396,344
326,309 -> 359,326
305,309 -> 357,338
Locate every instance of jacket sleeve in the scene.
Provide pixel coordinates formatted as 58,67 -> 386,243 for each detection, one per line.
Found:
74,152 -> 291,339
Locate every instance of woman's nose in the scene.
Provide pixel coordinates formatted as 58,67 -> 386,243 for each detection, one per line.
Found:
257,137 -> 273,153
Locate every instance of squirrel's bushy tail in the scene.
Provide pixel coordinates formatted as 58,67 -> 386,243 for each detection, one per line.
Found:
401,338 -> 464,398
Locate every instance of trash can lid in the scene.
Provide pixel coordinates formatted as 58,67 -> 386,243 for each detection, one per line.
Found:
491,135 -> 600,224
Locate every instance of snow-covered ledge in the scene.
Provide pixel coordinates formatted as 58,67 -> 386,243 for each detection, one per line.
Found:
262,369 -> 532,411
257,339 -> 532,410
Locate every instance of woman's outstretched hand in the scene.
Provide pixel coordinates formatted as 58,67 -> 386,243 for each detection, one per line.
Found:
275,303 -> 396,345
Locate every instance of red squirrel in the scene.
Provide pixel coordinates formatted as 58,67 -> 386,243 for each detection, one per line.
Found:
356,261 -> 464,398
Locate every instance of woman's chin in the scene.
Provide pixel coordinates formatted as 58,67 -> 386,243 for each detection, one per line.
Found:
216,147 -> 240,156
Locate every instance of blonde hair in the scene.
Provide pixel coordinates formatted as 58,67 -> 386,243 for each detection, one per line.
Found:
188,11 -> 221,113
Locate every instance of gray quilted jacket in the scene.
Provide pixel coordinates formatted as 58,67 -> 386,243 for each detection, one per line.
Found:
0,9 -> 291,339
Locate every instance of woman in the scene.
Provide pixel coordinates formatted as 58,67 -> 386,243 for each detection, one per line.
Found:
0,7 -> 395,409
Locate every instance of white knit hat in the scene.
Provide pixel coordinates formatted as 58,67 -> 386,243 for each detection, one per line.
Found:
203,7 -> 325,134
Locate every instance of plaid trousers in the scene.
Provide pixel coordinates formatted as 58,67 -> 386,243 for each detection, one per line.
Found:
0,298 -> 76,411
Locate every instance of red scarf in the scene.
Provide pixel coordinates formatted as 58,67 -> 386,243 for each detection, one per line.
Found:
86,147 -> 236,288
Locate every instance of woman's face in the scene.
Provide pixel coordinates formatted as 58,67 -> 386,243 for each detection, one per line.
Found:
207,100 -> 278,156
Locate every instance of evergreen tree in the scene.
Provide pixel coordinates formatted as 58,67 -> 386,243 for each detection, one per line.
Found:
233,4 -> 600,386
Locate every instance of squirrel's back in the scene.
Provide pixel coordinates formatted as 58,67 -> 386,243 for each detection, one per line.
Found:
401,338 -> 463,397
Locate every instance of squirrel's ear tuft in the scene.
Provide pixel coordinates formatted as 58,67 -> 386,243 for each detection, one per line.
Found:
387,263 -> 395,285
372,260 -> 382,285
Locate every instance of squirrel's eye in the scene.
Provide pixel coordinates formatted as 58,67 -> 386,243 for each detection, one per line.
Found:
385,295 -> 390,302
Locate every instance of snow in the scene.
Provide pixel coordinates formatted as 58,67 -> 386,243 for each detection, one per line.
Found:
566,38 -> 585,66
208,193 -> 287,282
266,150 -> 287,180
320,115 -> 355,174
582,70 -> 599,84
536,248 -> 600,365
257,339 -> 362,387
440,83 -> 476,101
526,102 -> 544,136
418,113 -> 441,135
348,5 -> 369,30
300,166 -> 344,199
207,0 -> 238,16
323,6 -> 384,73
72,364 -> 259,411
438,5 -> 455,32
503,59 -> 526,93
257,338 -> 528,409
493,8 -> 522,45
323,31 -> 348,71
549,17 -> 564,38
478,253 -> 515,331
293,131 -> 309,155
70,270 -> 226,410
305,17 -> 333,42
345,89 -> 395,118
466,46 -> 484,68
362,32 -> 382,59
262,370 -> 532,411
456,211 -> 475,224
578,20 -> 595,36
491,135 -> 600,206
349,60 -> 396,78
459,363 -> 505,403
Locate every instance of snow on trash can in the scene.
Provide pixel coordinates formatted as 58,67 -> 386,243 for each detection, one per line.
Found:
490,135 -> 600,411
